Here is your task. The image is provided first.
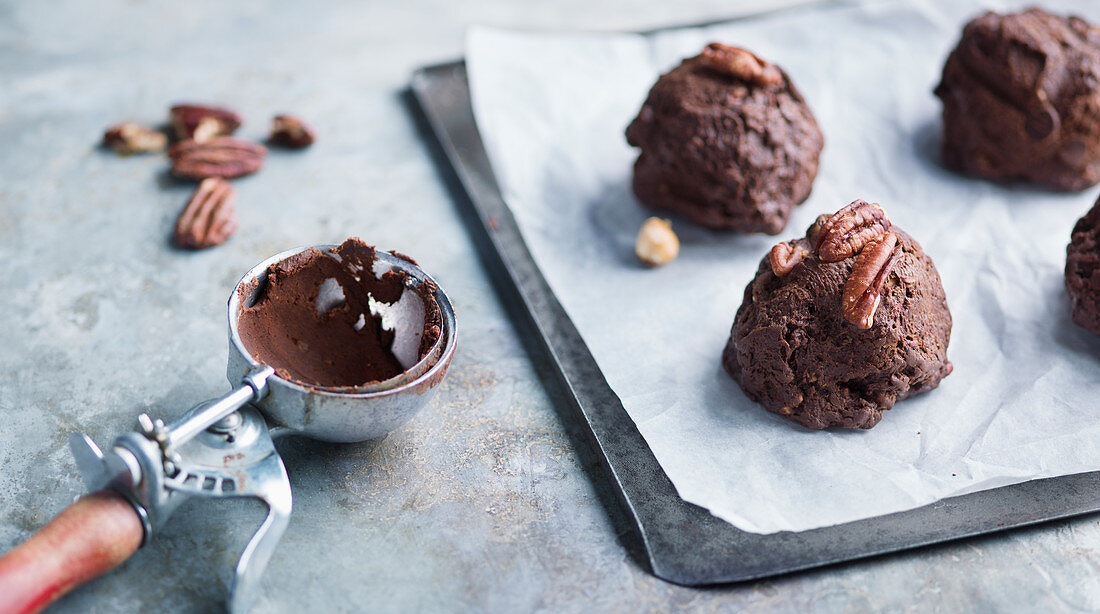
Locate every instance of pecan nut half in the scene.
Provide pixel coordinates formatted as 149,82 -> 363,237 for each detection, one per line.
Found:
700,42 -> 783,86
769,241 -> 808,277
815,199 -> 891,262
103,123 -> 167,155
270,115 -> 316,148
174,177 -> 238,249
170,103 -> 243,142
169,137 -> 267,179
842,232 -> 900,329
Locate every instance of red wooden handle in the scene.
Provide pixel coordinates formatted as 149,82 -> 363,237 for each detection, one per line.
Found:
0,490 -> 143,614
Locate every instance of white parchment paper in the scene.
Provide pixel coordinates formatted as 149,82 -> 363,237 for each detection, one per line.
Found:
466,0 -> 1100,534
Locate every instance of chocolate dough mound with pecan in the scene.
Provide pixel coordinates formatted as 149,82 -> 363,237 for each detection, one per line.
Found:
625,43 -> 823,234
934,8 -> 1100,191
722,200 -> 953,429
1066,197 -> 1100,335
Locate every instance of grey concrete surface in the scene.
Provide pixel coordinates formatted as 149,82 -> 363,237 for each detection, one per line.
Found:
1,0 -> 1099,612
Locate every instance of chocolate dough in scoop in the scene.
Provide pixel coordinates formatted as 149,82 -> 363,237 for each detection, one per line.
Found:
237,238 -> 441,389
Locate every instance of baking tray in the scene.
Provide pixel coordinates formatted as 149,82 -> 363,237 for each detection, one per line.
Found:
407,53 -> 1100,586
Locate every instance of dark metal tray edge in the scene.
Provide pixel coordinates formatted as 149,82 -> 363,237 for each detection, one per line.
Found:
407,59 -> 1100,587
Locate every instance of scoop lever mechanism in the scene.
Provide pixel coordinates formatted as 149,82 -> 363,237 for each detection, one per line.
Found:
69,365 -> 289,614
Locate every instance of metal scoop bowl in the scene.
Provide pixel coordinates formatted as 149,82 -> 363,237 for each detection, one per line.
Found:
0,243 -> 456,614
227,244 -> 457,443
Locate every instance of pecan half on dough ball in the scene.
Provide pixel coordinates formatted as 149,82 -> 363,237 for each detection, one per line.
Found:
934,8 -> 1100,191
625,43 -> 824,234
722,200 -> 953,430
1066,196 -> 1100,336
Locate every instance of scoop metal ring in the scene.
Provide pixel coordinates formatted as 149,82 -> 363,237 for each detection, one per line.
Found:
226,245 -> 458,442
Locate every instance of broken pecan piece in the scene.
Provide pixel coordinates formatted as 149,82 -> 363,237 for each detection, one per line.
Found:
806,213 -> 830,247
169,137 -> 267,179
842,232 -> 901,329
170,104 -> 243,142
103,123 -> 167,155
174,177 -> 238,249
815,199 -> 891,262
270,115 -> 316,148
700,42 -> 783,86
769,241 -> 809,277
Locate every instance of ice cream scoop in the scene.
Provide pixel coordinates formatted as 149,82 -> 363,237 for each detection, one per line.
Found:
0,240 -> 457,613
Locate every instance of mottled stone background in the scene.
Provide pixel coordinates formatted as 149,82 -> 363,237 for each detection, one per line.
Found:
1,0 -> 1098,611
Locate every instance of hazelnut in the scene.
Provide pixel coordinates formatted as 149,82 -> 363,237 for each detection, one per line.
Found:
635,217 -> 679,267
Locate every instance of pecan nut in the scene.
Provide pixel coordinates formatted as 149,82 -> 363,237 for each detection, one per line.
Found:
806,213 -> 830,247
170,103 -> 243,142
842,232 -> 900,329
174,177 -> 238,249
769,241 -> 809,277
103,123 -> 167,155
700,42 -> 783,86
815,199 -> 891,262
169,137 -> 266,179
270,114 -> 316,148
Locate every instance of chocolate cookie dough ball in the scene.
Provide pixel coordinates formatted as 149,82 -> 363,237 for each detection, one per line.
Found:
934,8 -> 1100,191
625,43 -> 823,234
722,200 -> 953,429
1066,197 -> 1100,335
